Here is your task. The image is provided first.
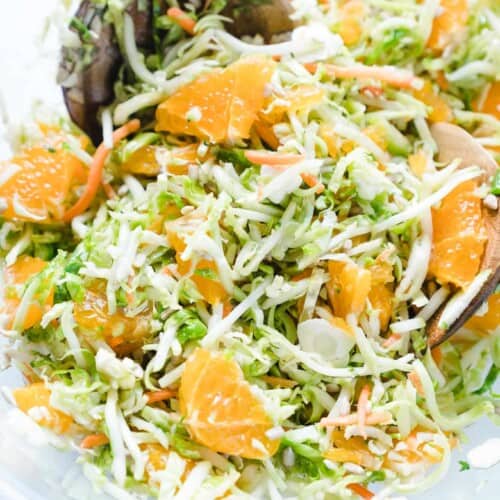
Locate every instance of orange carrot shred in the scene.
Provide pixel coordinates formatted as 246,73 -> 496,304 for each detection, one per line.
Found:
261,375 -> 298,388
222,300 -> 233,318
300,172 -> 324,193
146,389 -> 178,404
431,346 -> 442,365
357,384 -> 371,439
382,333 -> 401,348
101,181 -> 116,199
409,371 -> 425,396
80,433 -> 109,449
347,483 -> 375,499
63,119 -> 140,221
244,150 -> 304,165
167,7 -> 196,35
304,62 -> 419,89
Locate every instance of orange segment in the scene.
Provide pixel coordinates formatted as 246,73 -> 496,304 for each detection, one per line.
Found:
179,348 -> 279,459
432,180 -> 484,242
368,285 -> 393,331
429,180 -> 486,288
326,260 -> 371,319
156,56 -> 276,143
121,144 -> 200,176
465,293 -> 500,332
368,252 -> 394,330
261,85 -> 325,124
74,289 -> 150,355
413,80 -> 453,122
363,124 -> 388,152
1,256 -> 53,330
427,0 -> 468,52
337,0 -> 367,46
319,124 -> 339,158
324,430 -> 379,469
166,214 -> 227,305
408,151 -> 428,177
428,235 -> 485,288
13,382 -> 73,434
0,130 -> 87,222
473,82 -> 500,120
121,145 -> 159,176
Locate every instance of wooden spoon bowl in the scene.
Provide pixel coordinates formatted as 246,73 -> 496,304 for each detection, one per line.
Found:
427,123 -> 500,347
59,0 -> 293,143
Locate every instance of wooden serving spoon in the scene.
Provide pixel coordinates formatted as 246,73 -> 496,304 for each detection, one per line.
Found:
59,0 -> 293,144
427,122 -> 500,347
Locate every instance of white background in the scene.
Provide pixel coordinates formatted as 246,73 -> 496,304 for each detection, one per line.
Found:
0,1 -> 499,499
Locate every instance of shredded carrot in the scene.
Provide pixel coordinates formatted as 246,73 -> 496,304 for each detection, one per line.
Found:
347,483 -> 375,500
63,119 -> 140,221
80,433 -> 109,449
409,371 -> 425,396
244,149 -> 304,165
222,300 -> 233,318
304,62 -> 421,89
431,346 -> 442,365
167,7 -> 196,35
261,375 -> 298,388
291,269 -> 313,282
146,388 -> 178,404
254,120 -> 279,150
101,181 -> 116,199
320,410 -> 393,427
357,384 -> 371,439
382,333 -> 401,348
300,172 -> 324,193
435,71 -> 449,91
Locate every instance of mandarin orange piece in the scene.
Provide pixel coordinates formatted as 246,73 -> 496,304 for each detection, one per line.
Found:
179,348 -> 279,459
429,180 -> 486,288
464,293 -> 500,332
121,145 -> 160,176
368,285 -> 393,331
325,431 -> 379,469
363,124 -> 388,152
413,80 -> 453,123
0,130 -> 87,222
427,0 -> 468,51
473,81 -> 500,121
319,124 -> 339,158
326,260 -> 372,319
156,56 -> 276,143
432,180 -> 484,242
367,252 -> 394,330
323,447 -> 379,469
13,382 -> 73,434
428,234 -> 486,289
121,144 -> 200,176
2,255 -> 53,330
337,0 -> 367,46
408,151 -> 428,177
74,289 -> 150,355
261,85 -> 325,124
166,215 -> 227,305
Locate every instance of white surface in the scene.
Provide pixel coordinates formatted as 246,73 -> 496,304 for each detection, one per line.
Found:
0,1 -> 499,499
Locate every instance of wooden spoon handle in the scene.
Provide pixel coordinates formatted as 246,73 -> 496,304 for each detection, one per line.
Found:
428,267 -> 500,347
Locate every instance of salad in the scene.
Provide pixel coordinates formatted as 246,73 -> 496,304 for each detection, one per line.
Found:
1,0 -> 499,498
